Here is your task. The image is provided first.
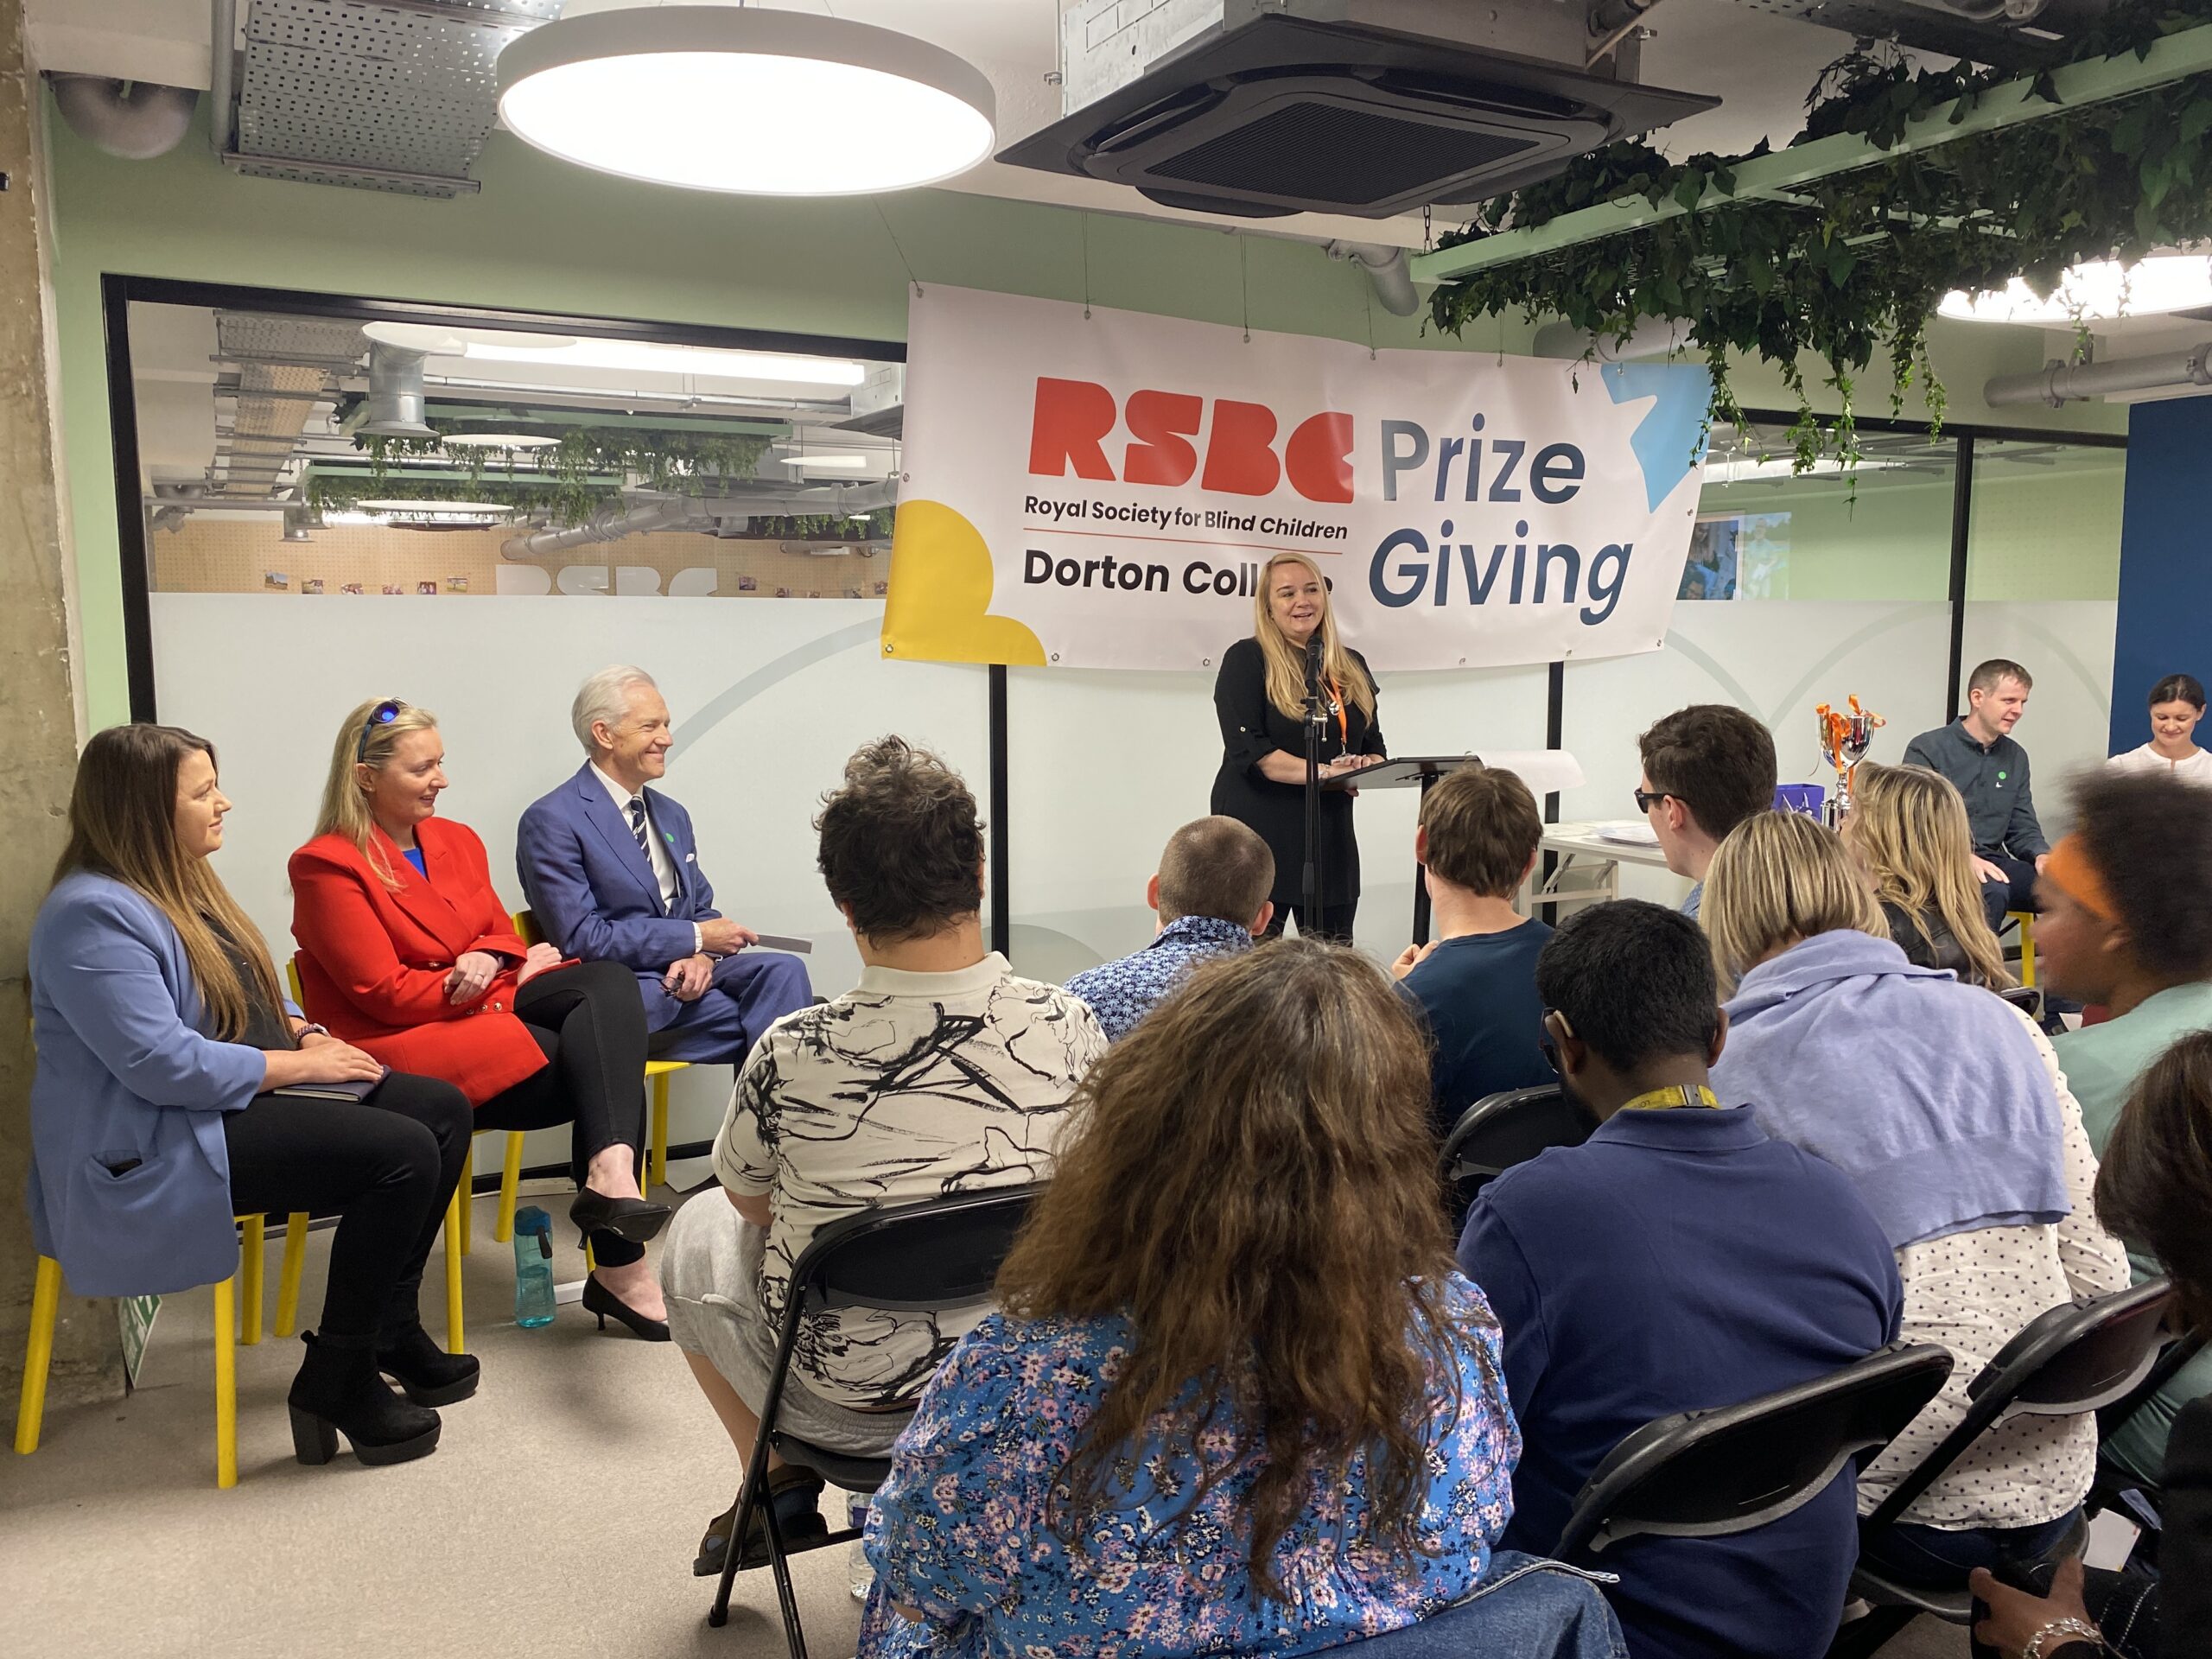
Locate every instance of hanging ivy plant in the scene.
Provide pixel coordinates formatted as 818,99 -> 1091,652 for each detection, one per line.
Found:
748,511 -> 895,541
1427,0 -> 2212,470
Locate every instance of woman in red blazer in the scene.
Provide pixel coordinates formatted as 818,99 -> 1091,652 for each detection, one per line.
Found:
292,696 -> 669,1338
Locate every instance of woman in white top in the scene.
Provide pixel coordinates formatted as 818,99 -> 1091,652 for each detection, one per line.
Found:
2108,673 -> 2212,785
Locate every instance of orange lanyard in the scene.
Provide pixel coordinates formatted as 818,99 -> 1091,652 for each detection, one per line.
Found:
1325,675 -> 1349,747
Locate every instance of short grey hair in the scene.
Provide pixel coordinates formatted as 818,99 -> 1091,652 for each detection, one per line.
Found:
572,665 -> 659,754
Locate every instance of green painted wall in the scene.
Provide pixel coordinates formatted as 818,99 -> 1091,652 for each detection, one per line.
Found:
45,99 -> 2124,727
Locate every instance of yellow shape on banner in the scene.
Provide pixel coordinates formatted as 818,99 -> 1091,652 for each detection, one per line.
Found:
880,499 -> 1047,666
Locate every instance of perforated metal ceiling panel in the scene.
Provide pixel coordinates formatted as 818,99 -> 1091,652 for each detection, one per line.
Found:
233,0 -> 557,196
207,312 -> 367,498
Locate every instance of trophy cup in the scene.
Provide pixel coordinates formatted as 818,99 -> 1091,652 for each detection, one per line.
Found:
1815,696 -> 1885,828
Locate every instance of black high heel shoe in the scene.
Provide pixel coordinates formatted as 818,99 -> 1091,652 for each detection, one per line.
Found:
287,1330 -> 442,1467
582,1274 -> 671,1342
569,1185 -> 671,1247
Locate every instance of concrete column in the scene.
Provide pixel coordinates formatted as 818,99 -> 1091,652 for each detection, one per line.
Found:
0,0 -> 118,1404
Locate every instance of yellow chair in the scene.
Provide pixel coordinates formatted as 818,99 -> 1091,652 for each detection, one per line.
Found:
511,910 -> 687,1192
16,1218 -> 259,1488
281,960 -> 468,1353
2007,911 -> 2037,988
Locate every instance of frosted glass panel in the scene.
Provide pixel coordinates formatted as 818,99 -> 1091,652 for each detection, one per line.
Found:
1559,601 -> 1954,906
1003,661 -> 1551,978
150,594 -> 988,1166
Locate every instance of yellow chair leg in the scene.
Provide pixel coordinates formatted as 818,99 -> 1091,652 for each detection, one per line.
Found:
14,1255 -> 60,1455
494,1131 -> 524,1244
458,1153 -> 474,1256
444,1186 -> 466,1356
238,1215 -> 264,1345
2018,913 -> 2037,988
213,1275 -> 238,1490
649,1074 -> 671,1193
275,1212 -> 308,1338
584,1238 -> 596,1273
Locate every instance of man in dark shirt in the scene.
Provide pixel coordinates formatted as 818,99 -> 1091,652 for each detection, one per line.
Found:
1389,766 -> 1552,1142
1458,901 -> 1903,1659
1901,658 -> 2050,930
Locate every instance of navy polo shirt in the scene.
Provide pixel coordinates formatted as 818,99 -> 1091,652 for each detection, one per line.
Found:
1458,1104 -> 1902,1659
1399,918 -> 1553,1141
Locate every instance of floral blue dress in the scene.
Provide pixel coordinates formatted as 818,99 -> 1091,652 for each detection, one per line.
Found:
859,1273 -> 1517,1659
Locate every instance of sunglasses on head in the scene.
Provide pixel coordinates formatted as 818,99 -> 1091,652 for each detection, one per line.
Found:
357,697 -> 405,762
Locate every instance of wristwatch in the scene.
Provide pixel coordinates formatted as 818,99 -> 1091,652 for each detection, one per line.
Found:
2023,1618 -> 2106,1658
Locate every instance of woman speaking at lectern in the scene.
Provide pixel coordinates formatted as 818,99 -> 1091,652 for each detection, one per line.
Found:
1211,552 -> 1385,940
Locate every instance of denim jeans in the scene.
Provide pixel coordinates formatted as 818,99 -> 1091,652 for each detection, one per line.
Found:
1347,1553 -> 1627,1659
1859,1508 -> 2082,1587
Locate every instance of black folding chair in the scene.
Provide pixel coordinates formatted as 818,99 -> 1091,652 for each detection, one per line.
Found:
2087,1324 -> 2208,1521
1439,1085 -> 1595,1202
1828,1278 -> 2174,1658
1552,1342 -> 1954,1561
706,1187 -> 1041,1655
1998,985 -> 2044,1023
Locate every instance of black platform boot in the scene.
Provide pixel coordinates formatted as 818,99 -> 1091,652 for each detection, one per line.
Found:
287,1330 -> 442,1467
375,1279 -> 481,1406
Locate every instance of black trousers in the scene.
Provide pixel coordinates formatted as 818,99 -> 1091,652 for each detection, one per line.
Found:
1979,851 -> 2041,931
1263,899 -> 1359,943
222,1071 -> 471,1341
474,959 -> 650,1268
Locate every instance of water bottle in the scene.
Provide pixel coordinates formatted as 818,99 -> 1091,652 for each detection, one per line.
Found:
513,1205 -> 557,1328
847,1493 -> 874,1602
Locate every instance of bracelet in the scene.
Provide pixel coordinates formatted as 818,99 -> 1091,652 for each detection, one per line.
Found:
2024,1618 -> 2107,1659
296,1022 -> 328,1039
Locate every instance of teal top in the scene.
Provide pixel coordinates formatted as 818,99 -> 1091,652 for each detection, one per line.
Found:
2052,979 -> 2212,1484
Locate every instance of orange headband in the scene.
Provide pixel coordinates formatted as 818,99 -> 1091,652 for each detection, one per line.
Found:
2044,835 -> 2117,921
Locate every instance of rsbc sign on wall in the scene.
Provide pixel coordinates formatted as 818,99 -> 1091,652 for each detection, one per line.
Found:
881,286 -> 1711,671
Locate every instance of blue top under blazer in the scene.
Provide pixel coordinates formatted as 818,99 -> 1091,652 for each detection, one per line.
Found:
27,871 -> 295,1296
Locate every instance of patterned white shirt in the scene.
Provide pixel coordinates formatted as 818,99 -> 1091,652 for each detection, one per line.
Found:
712,953 -> 1107,1408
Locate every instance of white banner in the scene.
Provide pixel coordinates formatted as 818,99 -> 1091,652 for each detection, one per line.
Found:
883,287 -> 1710,671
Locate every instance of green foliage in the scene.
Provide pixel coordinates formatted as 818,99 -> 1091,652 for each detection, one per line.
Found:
1428,1 -> 2212,471
345,423 -> 772,526
748,511 -> 894,541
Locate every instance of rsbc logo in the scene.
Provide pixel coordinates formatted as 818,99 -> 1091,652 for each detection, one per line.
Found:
1027,377 -> 1354,505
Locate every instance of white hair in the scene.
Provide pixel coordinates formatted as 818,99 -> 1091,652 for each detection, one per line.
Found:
572,665 -> 659,754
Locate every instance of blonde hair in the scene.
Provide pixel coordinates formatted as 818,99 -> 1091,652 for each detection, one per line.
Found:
1253,553 -> 1376,724
1703,810 -> 1886,993
1847,763 -> 2012,990
54,725 -> 291,1044
314,696 -> 442,890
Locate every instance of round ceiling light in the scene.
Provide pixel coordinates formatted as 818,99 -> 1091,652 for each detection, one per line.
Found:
497,7 -> 996,196
1939,254 -> 2212,324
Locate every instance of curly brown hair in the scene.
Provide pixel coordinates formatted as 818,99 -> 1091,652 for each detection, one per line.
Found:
2096,1029 -> 2212,1335
815,737 -> 984,943
995,938 -> 1488,1599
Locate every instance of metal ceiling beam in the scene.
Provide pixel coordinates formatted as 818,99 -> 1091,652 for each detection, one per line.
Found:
1409,22 -> 2212,285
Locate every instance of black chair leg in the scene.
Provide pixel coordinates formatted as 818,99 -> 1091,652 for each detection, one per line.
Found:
763,1494 -> 810,1659
709,1457 -> 773,1629
1825,1606 -> 1920,1659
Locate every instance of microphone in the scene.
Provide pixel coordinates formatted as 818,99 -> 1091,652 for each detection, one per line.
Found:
1305,633 -> 1328,732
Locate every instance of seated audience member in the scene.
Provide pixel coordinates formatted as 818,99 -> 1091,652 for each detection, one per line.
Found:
2041,770 -> 2212,1490
1902,658 -> 2050,930
1065,815 -> 1273,1040
1972,1031 -> 2212,1659
1458,900 -> 1901,1658
2108,672 -> 2212,785
31,725 -> 472,1466
1843,762 -> 2013,988
517,665 -> 812,1067
1635,703 -> 1778,918
291,697 -> 669,1339
1704,812 -> 2128,1589
861,939 -> 1623,1659
665,738 -> 1108,1577
1388,766 -> 1553,1139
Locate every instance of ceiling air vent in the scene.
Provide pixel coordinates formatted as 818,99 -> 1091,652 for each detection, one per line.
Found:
1001,4 -> 1719,219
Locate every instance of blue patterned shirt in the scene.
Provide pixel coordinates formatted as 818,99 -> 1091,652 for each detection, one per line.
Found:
1065,915 -> 1255,1041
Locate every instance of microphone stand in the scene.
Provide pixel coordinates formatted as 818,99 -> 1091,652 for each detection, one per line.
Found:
1302,637 -> 1327,934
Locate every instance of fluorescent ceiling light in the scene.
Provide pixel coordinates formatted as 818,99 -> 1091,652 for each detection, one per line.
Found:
363,319 -> 867,387
784,453 -> 874,473
355,499 -> 518,515
1706,455 -> 1912,486
439,432 -> 563,450
496,6 -> 995,196
1939,254 -> 2212,324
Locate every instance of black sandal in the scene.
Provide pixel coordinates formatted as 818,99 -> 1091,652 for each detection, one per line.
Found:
693,1467 -> 828,1576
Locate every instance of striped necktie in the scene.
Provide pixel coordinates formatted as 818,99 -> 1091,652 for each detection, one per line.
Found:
626,796 -> 652,860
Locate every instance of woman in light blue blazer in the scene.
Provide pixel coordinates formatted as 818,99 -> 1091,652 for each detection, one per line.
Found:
29,724 -> 475,1468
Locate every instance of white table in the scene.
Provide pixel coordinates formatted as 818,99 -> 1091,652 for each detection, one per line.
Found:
1531,821 -> 1675,918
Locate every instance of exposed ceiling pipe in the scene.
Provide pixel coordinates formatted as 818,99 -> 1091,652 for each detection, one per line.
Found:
1985,341 -> 2212,406
210,0 -> 237,158
502,500 -> 710,563
48,75 -> 199,160
1533,316 -> 1696,361
360,343 -> 439,438
1324,241 -> 1419,318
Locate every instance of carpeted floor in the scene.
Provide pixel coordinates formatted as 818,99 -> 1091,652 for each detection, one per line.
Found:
5,1182 -> 1969,1659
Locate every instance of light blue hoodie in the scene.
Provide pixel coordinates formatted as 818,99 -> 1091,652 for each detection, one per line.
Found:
1712,929 -> 2068,1249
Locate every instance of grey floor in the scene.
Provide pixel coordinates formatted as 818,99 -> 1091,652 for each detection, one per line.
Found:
5,1184 -> 1967,1659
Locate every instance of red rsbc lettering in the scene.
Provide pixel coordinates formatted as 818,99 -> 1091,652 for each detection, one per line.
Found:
1028,377 -> 1118,480
1027,376 -> 1355,505
1122,390 -> 1203,488
1285,411 -> 1354,505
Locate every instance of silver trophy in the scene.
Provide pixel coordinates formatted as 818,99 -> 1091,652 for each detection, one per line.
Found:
1817,699 -> 1885,828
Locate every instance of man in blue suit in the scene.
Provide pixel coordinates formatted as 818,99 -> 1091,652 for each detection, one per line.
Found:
518,666 -> 813,1065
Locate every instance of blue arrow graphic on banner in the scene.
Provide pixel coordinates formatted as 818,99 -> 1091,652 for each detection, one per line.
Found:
1600,361 -> 1713,511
